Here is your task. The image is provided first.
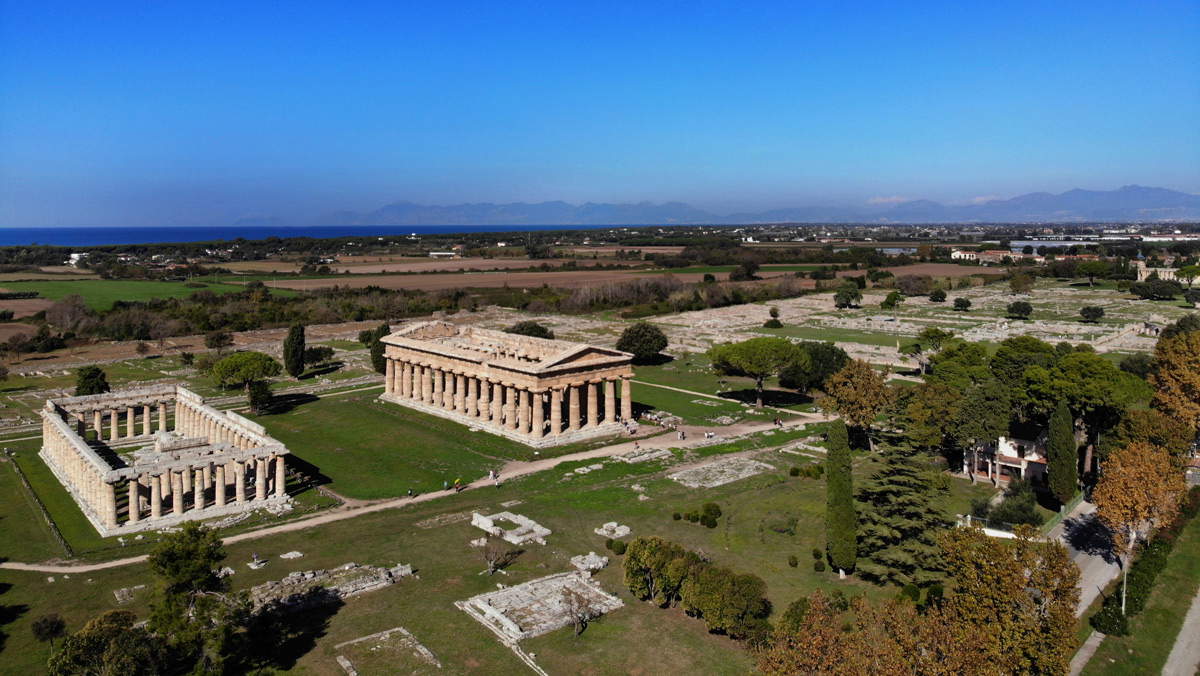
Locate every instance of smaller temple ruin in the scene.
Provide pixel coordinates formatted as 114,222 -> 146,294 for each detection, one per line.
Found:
39,384 -> 291,537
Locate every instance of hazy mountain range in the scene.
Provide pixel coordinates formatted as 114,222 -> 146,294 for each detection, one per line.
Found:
239,185 -> 1200,227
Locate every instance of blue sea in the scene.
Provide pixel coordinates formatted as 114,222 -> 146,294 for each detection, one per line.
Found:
0,224 -> 642,247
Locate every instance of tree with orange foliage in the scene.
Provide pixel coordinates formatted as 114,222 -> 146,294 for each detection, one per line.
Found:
1093,441 -> 1187,614
820,359 -> 892,451
1148,329 -> 1200,431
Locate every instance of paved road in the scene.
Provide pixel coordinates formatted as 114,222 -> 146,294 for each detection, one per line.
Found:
1046,500 -> 1122,617
1163,587 -> 1200,675
1,405 -> 828,574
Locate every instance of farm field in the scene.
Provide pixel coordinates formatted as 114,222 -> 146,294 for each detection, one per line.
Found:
0,279 -> 276,311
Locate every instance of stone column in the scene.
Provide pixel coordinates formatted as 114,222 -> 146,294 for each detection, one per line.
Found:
142,405 -> 152,435
504,386 -> 517,429
194,471 -> 205,510
128,479 -> 140,523
442,371 -> 454,409
550,388 -> 563,435
621,378 -> 633,421
467,377 -> 478,417
172,472 -> 184,515
255,458 -> 268,500
275,456 -> 286,498
478,378 -> 490,418
432,368 -> 443,407
532,390 -> 545,439
385,358 -> 395,394
604,380 -> 616,424
491,382 -> 503,424
202,463 -> 212,488
455,374 -> 466,413
104,482 -> 117,529
126,406 -> 135,437
160,472 -> 171,499
235,461 -> 247,504
401,362 -> 412,397
517,388 -> 529,434
93,410 -> 102,439
587,382 -> 599,427
214,466 -> 226,507
568,385 -> 581,431
159,401 -> 168,431
422,366 -> 433,403
110,410 -> 119,440
151,476 -> 162,518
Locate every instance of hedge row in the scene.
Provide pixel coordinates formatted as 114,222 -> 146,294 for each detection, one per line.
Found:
1091,486 -> 1200,635
623,536 -> 771,641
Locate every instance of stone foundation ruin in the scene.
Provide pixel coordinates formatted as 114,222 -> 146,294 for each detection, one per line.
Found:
471,511 -> 552,545
669,456 -> 775,488
456,572 -> 624,642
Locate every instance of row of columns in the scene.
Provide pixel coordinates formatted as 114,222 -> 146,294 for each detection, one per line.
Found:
174,401 -> 257,449
384,357 -> 632,439
123,455 -> 287,526
81,401 -> 168,442
42,422 -> 112,525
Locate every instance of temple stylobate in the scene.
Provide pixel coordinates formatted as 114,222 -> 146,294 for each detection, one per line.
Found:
379,321 -> 635,447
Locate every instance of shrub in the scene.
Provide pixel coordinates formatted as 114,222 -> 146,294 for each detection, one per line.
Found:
789,466 -> 800,477
702,503 -> 722,520
899,584 -> 920,602
763,318 -> 783,328
672,512 -> 681,521
605,538 -> 615,551
611,540 -> 627,555
811,547 -> 822,560
687,512 -> 699,523
813,559 -> 826,572
928,289 -> 947,303
701,515 -> 718,528
179,351 -> 194,366
787,555 -> 798,568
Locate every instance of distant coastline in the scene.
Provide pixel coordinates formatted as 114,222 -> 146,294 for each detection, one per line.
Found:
0,224 -> 645,248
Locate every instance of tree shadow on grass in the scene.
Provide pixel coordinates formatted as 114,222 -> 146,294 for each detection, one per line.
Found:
280,454 -> 332,490
1062,512 -> 1118,564
243,587 -> 344,671
717,388 -> 813,408
299,363 -> 344,380
262,393 -> 319,415
634,354 -> 674,367
0,578 -> 29,654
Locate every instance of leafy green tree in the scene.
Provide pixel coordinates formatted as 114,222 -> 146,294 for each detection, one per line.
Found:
833,280 -> 862,309
820,360 -> 891,450
900,327 -> 955,374
928,288 -> 947,302
364,322 -> 390,374
729,261 -> 760,281
1009,272 -> 1034,295
204,330 -> 233,353
856,450 -> 951,586
1130,278 -> 1183,300
952,379 -> 1012,475
282,324 -> 305,378
953,297 -> 971,312
825,420 -> 856,574
1006,301 -> 1032,320
880,290 -> 903,311
49,610 -> 166,676
904,382 -> 961,452
212,351 -> 281,412
73,366 -> 110,396
779,341 -> 848,393
925,340 -> 991,389
616,321 -> 669,364
1179,265 -> 1200,288
709,337 -> 808,407
1047,400 -> 1078,506
504,320 -> 555,340
1149,329 -> 1200,432
31,614 -> 66,652
1080,306 -> 1104,323
1076,260 -> 1111,287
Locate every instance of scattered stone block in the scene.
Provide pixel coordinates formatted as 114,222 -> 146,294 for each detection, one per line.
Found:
456,571 -> 624,642
570,552 -> 609,574
594,522 -> 631,538
250,562 -> 415,609
472,511 -> 551,545
112,584 -> 146,604
280,551 -> 303,559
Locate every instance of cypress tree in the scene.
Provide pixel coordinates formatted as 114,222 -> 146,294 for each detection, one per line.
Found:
1047,400 -> 1077,506
369,323 -> 390,375
856,450 -> 951,586
825,419 -> 856,574
282,324 -> 306,379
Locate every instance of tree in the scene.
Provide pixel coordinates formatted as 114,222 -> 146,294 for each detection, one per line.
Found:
1185,288 -> 1200,307
1105,409 -> 1195,461
901,327 -> 955,374
135,341 -> 150,356
833,280 -> 862,309
952,380 -> 1011,479
880,290 -> 903,311
928,288 -> 947,303
820,360 -> 891,450
1006,301 -> 1032,320
729,261 -> 760,281
73,366 -> 110,396
477,536 -> 522,575
953,297 -> 971,312
1080,306 -> 1105,323
31,614 -> 66,652
616,322 -> 668,364
825,420 -> 856,575
855,450 -> 950,586
48,610 -> 165,676
1130,278 -> 1183,300
1149,330 -> 1200,431
1093,441 -> 1186,614
779,341 -> 848,393
364,322 -> 390,375
1047,400 -> 1077,506
1009,272 -> 1034,295
504,320 -> 555,340
211,351 -> 281,413
1118,352 -> 1154,379
1179,265 -> 1200,288
561,586 -> 602,636
204,330 -> 233,353
708,337 -> 808,408
1077,260 -> 1111,287
904,382 -> 961,452
938,526 -> 1079,674
303,345 -> 335,366
282,324 -> 305,378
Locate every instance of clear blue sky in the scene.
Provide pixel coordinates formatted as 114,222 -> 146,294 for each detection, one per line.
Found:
1,1 -> 1197,226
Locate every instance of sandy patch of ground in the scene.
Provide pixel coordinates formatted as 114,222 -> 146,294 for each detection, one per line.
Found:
561,245 -> 685,255
0,323 -> 38,341
0,298 -> 55,318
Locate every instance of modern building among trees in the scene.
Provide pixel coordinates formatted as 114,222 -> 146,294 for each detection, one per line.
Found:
963,431 -> 1049,484
379,321 -> 635,446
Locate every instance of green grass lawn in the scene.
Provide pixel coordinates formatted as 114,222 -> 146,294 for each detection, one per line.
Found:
1083,508 -> 1200,675
0,455 -> 67,562
0,279 -> 295,311
633,383 -> 779,425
